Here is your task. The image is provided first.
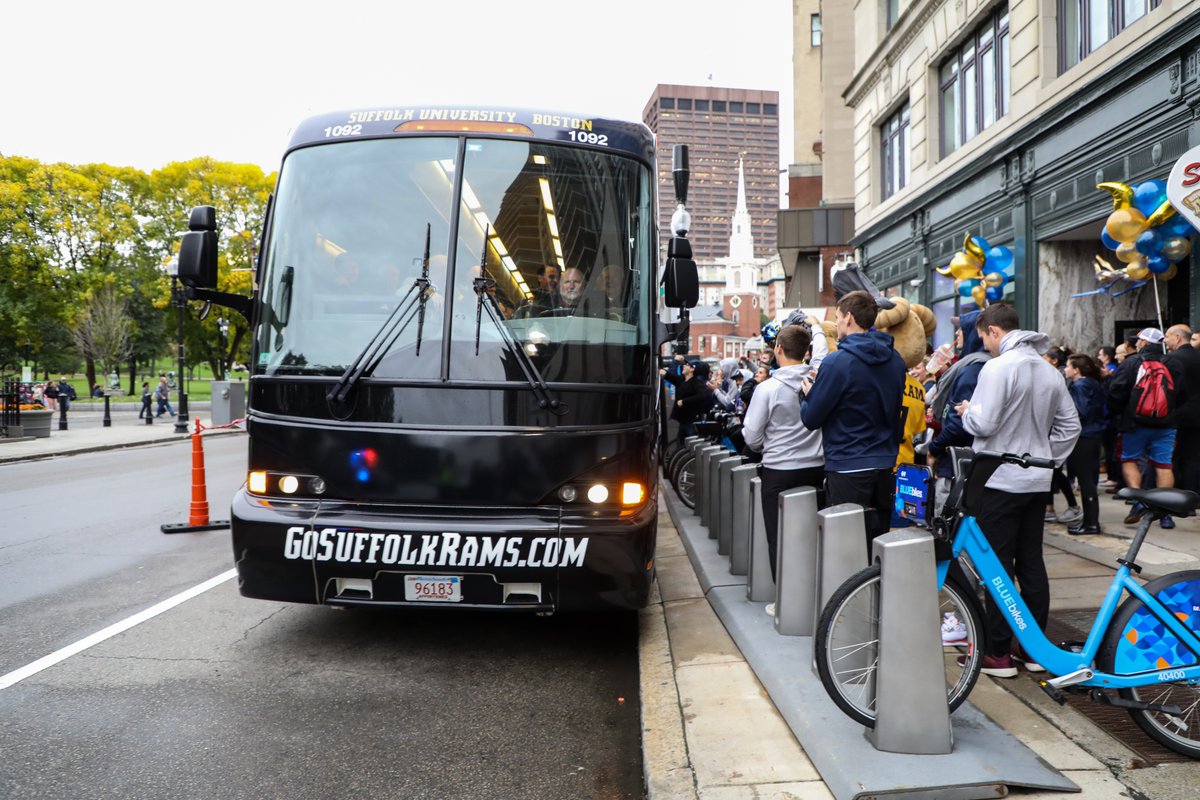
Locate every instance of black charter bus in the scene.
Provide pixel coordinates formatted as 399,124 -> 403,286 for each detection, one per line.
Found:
175,105 -> 698,612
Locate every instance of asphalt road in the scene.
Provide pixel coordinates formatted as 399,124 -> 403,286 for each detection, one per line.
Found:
0,438 -> 643,800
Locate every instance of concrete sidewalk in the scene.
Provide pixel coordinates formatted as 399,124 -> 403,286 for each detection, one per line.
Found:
0,403 -> 239,464
641,480 -> 1200,799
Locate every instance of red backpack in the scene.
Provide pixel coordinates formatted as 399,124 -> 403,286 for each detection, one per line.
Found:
1131,359 -> 1176,424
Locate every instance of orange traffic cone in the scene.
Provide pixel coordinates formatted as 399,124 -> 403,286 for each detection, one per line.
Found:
161,418 -> 230,534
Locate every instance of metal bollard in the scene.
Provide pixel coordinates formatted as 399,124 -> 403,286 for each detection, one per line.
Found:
58,401 -> 68,431
696,446 -> 723,526
102,395 -> 112,428
716,455 -> 744,556
773,486 -> 820,636
706,450 -> 721,537
868,530 -> 953,754
811,504 -> 870,674
746,477 -> 774,602
729,464 -> 759,575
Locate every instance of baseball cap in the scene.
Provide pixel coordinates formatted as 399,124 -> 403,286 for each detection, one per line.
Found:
692,361 -> 711,379
1137,328 -> 1165,344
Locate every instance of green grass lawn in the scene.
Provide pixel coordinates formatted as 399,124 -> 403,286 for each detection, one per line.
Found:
62,359 -> 249,405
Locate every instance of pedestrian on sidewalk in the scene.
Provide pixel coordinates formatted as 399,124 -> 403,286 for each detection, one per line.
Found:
660,356 -> 713,443
925,310 -> 989,515
155,375 -> 176,418
1165,324 -> 1200,494
956,303 -> 1080,677
138,381 -> 153,419
1064,354 -> 1107,535
799,290 -> 907,550
57,377 -> 76,411
742,321 -> 827,617
1107,328 -> 1183,528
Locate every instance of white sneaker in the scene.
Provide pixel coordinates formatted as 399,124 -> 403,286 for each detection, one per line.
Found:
1056,507 -> 1083,525
941,612 -> 967,644
765,602 -> 776,617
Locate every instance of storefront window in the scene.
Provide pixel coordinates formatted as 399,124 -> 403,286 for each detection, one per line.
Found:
939,8 -> 1009,158
1059,0 -> 1161,73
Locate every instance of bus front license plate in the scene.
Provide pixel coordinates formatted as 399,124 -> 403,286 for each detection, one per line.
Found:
404,575 -> 462,603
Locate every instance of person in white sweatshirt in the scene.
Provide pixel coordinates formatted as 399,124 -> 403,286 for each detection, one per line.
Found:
742,320 -> 827,614
955,303 -> 1080,677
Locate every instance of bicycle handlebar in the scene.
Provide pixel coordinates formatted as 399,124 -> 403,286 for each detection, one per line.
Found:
972,450 -> 1056,470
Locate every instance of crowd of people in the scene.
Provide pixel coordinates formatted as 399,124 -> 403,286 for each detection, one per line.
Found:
662,292 -> 1198,678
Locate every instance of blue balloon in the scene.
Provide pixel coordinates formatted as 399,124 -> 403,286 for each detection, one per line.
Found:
1146,254 -> 1171,274
1133,180 -> 1168,217
957,279 -> 980,298
1163,214 -> 1196,238
985,285 -> 1004,302
970,235 -> 990,254
1135,228 -> 1164,257
1100,228 -> 1121,251
986,245 -> 1013,272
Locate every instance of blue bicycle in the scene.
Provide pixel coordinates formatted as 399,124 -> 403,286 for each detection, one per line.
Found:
815,449 -> 1200,758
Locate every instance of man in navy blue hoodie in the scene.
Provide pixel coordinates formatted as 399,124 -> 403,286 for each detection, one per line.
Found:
800,290 -> 907,548
926,309 -> 989,514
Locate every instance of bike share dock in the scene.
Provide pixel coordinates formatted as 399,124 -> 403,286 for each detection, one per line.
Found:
656,438 -> 1088,799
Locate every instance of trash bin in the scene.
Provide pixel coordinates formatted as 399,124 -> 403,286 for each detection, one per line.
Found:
211,381 -> 245,426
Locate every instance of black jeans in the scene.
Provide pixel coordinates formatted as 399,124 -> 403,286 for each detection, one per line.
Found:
759,466 -> 825,578
1050,467 -> 1076,508
1067,436 -> 1102,528
975,488 -> 1050,659
824,468 -> 896,553
1175,427 -> 1200,494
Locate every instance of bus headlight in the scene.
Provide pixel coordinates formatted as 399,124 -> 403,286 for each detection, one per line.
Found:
279,475 -> 299,494
248,471 -> 268,494
621,482 -> 645,505
587,484 -> 609,503
310,477 -> 327,495
558,485 -> 578,502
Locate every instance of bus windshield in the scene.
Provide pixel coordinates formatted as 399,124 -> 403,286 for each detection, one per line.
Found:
257,136 -> 655,386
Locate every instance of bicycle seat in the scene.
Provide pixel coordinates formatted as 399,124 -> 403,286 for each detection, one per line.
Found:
1116,487 -> 1200,517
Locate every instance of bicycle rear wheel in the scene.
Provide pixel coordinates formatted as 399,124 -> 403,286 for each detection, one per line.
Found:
814,564 -> 984,727
1098,570 -> 1200,758
664,442 -> 693,484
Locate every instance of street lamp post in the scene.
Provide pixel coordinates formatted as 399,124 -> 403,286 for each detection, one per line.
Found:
217,317 -> 230,380
167,260 -> 190,435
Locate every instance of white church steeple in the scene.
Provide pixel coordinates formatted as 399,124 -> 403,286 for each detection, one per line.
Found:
728,158 -> 755,263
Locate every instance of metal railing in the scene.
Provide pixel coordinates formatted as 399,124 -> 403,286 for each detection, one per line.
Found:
1,380 -> 20,438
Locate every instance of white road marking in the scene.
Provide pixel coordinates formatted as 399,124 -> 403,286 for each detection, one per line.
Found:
0,568 -> 237,690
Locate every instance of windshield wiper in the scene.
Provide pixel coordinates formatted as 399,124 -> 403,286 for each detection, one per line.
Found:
414,223 -> 432,356
326,274 -> 424,406
471,253 -> 564,415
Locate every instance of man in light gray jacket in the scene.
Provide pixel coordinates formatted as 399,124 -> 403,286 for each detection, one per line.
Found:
742,320 -> 827,615
955,303 -> 1080,677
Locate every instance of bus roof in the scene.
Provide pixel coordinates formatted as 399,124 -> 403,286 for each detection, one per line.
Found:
287,105 -> 656,164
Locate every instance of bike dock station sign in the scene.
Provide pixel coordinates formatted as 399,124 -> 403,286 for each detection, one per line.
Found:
661,465 -> 1079,799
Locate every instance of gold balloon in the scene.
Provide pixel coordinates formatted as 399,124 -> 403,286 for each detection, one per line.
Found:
1126,263 -> 1150,280
1115,241 -> 1142,263
1145,200 -> 1177,229
1161,237 -> 1193,261
971,284 -> 987,305
1157,264 -> 1178,281
962,233 -> 987,267
936,264 -> 953,276
984,271 -> 1005,288
1097,181 -> 1134,210
949,252 -> 982,280
1106,208 -> 1148,244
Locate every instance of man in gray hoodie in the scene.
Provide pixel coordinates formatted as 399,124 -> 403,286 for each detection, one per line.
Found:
956,303 -> 1080,677
742,321 -> 827,615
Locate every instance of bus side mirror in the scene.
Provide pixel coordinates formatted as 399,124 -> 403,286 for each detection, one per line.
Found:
663,236 -> 698,308
178,205 -> 218,289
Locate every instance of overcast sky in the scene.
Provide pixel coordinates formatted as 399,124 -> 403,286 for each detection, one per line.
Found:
2,1 -> 794,174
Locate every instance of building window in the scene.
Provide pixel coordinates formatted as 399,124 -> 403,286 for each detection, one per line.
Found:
733,310 -> 740,326
695,99 -> 709,111
885,0 -> 900,30
880,102 -> 910,201
713,100 -> 727,112
763,103 -> 777,115
747,103 -> 760,114
660,98 -> 675,110
940,8 -> 1009,157
678,98 -> 693,110
1059,0 -> 1161,73
811,13 -> 822,46
730,101 -> 744,113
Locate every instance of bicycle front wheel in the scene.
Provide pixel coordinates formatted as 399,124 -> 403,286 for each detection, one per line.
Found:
671,453 -> 697,510
814,564 -> 984,727
1098,570 -> 1200,758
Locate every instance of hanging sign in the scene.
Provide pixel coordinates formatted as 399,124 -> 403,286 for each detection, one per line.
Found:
1166,143 -> 1200,234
